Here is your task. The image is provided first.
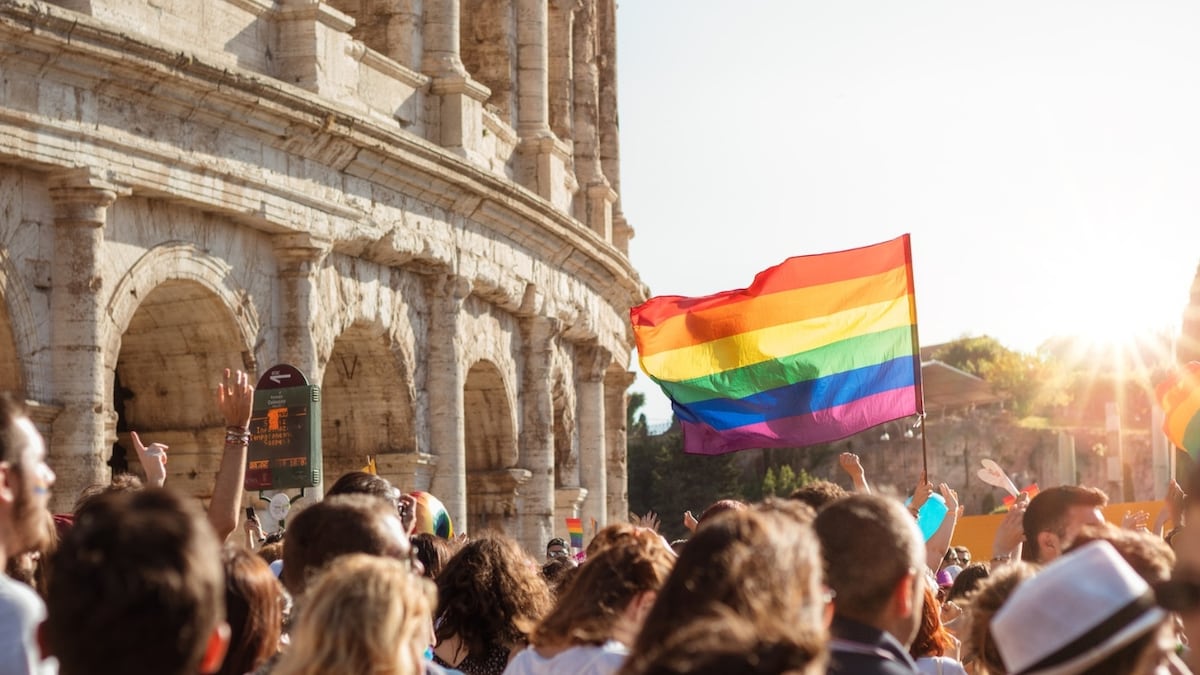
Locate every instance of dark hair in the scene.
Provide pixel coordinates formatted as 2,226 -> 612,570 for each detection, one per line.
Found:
909,585 -> 953,659
45,488 -> 225,675
435,533 -> 553,661
1067,524 -> 1175,585
325,471 -> 397,505
73,473 -> 144,515
697,499 -> 747,526
281,494 -> 407,596
546,537 -> 567,551
626,506 -> 826,672
814,494 -> 923,622
1021,485 -> 1107,561
947,562 -> 990,603
533,540 -> 673,649
624,608 -> 825,675
412,532 -> 451,579
541,556 -> 579,595
218,545 -> 284,675
788,480 -> 848,511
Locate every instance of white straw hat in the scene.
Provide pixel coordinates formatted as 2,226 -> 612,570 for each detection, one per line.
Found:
991,540 -> 1166,675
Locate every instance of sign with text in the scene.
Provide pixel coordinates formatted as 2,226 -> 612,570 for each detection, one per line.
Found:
245,364 -> 322,491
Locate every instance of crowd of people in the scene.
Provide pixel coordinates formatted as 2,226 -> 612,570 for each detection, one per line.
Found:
2,368 -> 1200,674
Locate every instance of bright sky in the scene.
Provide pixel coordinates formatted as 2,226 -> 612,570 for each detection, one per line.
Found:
617,1 -> 1200,426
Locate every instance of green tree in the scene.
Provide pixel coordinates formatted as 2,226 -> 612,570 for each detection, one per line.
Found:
933,335 -> 1042,415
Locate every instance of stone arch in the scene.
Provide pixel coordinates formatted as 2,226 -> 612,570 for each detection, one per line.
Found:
0,246 -> 37,399
461,0 -> 516,124
320,320 -> 417,486
463,358 -> 521,534
104,243 -> 260,496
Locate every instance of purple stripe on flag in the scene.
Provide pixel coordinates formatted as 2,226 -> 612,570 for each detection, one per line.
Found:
679,387 -> 920,455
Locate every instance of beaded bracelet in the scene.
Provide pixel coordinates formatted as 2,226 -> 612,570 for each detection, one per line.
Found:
225,426 -> 250,445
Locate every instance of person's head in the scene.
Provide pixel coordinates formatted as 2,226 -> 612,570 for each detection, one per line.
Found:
814,493 -> 926,647
217,545 -> 285,675
1068,523 -> 1175,585
411,532 -> 451,579
627,505 -> 828,671
788,480 -> 848,511
546,536 -> 569,561
72,472 -> 143,515
992,541 -> 1172,675
946,562 -> 990,603
533,537 -> 675,650
960,561 -> 1038,674
44,488 -> 228,675
696,498 -> 747,527
541,556 -> 579,595
585,523 -> 670,559
281,494 -> 412,596
435,532 -> 553,659
909,585 -> 954,660
325,471 -> 398,506
0,394 -> 55,561
954,545 -> 972,567
274,554 -> 436,675
1021,485 -> 1108,563
624,607 -> 827,675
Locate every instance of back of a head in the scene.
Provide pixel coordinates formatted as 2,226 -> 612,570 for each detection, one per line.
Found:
586,523 -> 665,558
622,607 -> 826,675
696,498 -> 747,526
946,562 -> 990,603
788,480 -> 848,511
814,493 -> 923,624
275,553 -> 436,675
436,533 -> 553,660
411,532 -> 451,579
1067,523 -> 1175,585
281,494 -> 405,596
46,488 -> 224,675
219,545 -> 285,675
1021,485 -> 1107,562
325,471 -> 397,505
961,562 -> 1038,674
533,538 -> 675,649
629,506 -> 826,663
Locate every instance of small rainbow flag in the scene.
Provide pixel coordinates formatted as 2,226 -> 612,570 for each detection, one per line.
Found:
566,517 -> 584,549
1157,362 -> 1200,457
1002,483 -> 1040,509
632,235 -> 923,455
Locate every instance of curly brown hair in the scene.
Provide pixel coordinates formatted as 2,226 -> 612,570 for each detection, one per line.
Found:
435,533 -> 553,662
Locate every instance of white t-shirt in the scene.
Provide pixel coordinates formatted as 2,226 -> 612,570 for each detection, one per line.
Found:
502,641 -> 627,675
915,655 -> 968,675
0,575 -> 56,674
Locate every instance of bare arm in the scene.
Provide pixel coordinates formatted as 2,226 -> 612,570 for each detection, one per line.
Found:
839,452 -> 871,493
208,368 -> 253,541
991,493 -> 1028,565
925,483 -> 959,571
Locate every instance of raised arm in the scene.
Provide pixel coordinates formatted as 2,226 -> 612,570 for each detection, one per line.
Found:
839,452 -> 871,493
208,368 -> 253,541
925,483 -> 959,571
129,430 -> 168,488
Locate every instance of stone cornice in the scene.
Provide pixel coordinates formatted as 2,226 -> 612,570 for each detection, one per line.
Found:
0,0 -> 648,313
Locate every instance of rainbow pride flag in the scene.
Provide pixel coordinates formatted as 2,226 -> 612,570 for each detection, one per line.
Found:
632,235 -> 923,455
1157,362 -> 1200,457
566,518 -> 584,549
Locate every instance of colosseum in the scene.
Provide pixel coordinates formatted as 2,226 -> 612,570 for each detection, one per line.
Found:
0,0 -> 643,553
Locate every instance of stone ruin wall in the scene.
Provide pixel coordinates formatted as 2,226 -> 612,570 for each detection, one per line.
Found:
0,0 -> 641,554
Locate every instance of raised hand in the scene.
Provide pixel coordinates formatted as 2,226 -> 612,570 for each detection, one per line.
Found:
1121,509 -> 1150,531
992,493 -> 1028,560
130,430 -> 168,488
839,452 -> 865,479
911,473 -> 934,511
217,368 -> 254,430
938,483 -> 959,514
683,510 -> 699,532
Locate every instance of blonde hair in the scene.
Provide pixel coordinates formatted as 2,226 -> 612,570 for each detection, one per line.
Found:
274,554 -> 436,675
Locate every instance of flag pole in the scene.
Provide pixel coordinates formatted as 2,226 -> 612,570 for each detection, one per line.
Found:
901,235 -> 928,478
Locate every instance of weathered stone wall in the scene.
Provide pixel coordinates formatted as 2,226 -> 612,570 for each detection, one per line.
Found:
0,0 -> 640,554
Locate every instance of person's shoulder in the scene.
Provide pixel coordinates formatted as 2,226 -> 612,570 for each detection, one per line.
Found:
0,577 -> 44,621
828,650 -> 918,675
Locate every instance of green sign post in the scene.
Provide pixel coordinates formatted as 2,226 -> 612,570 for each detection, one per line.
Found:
245,364 -> 322,491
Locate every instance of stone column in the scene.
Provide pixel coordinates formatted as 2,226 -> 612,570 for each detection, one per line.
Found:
604,368 -> 635,524
576,344 -> 608,529
274,233 -> 332,500
569,0 -> 614,237
423,0 -> 492,161
515,0 -> 572,207
517,314 -> 558,554
47,169 -> 123,514
427,273 -> 470,533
